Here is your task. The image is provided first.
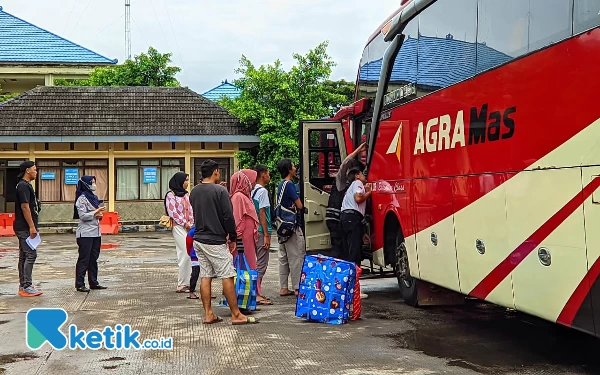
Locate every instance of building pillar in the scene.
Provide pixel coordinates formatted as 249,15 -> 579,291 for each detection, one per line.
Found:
108,143 -> 115,212
233,142 -> 239,172
185,142 -> 192,191
28,143 -> 36,189
44,74 -> 54,86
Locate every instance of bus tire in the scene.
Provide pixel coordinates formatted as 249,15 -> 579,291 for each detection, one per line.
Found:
395,233 -> 418,307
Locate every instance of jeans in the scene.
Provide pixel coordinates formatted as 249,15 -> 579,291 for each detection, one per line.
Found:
76,236 -> 101,288
17,230 -> 37,289
341,211 -> 364,265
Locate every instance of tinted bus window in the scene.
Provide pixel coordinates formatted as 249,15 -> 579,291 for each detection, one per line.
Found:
529,0 -> 573,52
476,0 -> 528,73
417,0 -> 477,96
383,19 -> 419,110
574,0 -> 600,34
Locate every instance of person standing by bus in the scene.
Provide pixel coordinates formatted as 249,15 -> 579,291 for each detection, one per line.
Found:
252,164 -> 273,305
276,159 -> 306,296
14,161 -> 42,297
340,168 -> 371,265
326,143 -> 367,259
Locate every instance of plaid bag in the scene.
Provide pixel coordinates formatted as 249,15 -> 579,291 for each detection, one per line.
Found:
220,252 -> 258,311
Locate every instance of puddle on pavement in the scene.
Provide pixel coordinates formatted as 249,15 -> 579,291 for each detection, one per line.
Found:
384,304 -> 600,374
101,244 -> 120,250
0,353 -> 37,365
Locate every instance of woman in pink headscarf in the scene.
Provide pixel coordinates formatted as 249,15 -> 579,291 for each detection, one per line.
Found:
229,169 -> 259,272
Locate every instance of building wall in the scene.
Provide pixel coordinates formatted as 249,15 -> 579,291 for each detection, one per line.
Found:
0,142 -> 239,223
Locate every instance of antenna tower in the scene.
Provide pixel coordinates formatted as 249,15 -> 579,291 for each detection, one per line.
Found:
125,0 -> 132,60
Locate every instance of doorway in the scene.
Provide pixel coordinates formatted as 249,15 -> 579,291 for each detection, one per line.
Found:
193,158 -> 232,188
0,165 -> 22,213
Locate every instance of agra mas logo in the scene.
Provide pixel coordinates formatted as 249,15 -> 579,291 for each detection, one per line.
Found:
386,121 -> 403,162
26,308 -> 173,350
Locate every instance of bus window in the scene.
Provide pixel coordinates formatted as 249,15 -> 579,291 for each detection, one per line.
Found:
528,0 -> 573,52
417,0 -> 477,96
574,0 -> 600,34
476,0 -> 528,73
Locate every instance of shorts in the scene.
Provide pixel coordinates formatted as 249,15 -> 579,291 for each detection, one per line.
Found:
193,241 -> 237,279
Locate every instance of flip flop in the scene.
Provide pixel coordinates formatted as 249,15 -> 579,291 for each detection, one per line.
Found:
279,291 -> 295,296
257,299 -> 273,305
203,316 -> 224,325
176,287 -> 191,293
187,295 -> 199,300
232,316 -> 258,325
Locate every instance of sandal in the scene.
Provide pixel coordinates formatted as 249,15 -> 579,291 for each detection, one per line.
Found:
232,316 -> 258,325
187,295 -> 199,300
203,316 -> 224,325
279,290 -> 295,296
257,299 -> 273,305
176,286 -> 191,293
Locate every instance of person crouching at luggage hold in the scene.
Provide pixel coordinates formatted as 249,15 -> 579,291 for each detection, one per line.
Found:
340,168 -> 371,265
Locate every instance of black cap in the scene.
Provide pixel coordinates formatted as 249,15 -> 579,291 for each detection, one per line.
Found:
17,160 -> 35,179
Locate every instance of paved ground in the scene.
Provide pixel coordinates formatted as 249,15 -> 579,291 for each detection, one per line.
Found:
1,233 -> 600,375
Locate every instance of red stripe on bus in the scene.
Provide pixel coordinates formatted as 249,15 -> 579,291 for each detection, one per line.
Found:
557,256 -> 600,327
469,177 -> 600,300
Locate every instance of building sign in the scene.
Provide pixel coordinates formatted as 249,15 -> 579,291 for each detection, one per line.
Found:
41,172 -> 56,180
64,169 -> 79,185
143,168 -> 158,184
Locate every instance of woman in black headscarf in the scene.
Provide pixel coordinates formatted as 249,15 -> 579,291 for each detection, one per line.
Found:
164,172 -> 194,293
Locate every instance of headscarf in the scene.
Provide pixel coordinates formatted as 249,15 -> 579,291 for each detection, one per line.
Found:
230,169 -> 259,239
169,172 -> 189,197
73,175 -> 100,219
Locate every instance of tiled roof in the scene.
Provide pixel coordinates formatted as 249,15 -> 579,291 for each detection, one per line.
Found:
0,6 -> 117,65
0,86 -> 254,136
359,35 -> 512,88
202,81 -> 242,101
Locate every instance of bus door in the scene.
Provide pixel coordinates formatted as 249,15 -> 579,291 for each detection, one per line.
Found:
299,120 -> 347,252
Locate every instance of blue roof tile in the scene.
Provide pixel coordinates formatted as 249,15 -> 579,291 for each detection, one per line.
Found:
202,81 -> 241,101
0,6 -> 117,64
359,35 -> 512,89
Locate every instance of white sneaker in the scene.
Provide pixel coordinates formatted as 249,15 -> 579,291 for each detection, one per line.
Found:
360,293 -> 369,299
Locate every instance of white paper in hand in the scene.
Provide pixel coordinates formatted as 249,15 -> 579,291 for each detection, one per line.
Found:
25,233 -> 41,250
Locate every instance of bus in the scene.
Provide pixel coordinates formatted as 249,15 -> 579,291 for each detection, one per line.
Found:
299,0 -> 600,337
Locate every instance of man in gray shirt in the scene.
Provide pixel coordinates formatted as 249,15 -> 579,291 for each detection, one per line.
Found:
189,160 -> 258,325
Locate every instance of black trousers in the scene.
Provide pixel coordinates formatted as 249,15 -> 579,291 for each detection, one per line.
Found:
190,265 -> 200,292
326,220 -> 344,260
16,230 -> 37,289
341,211 -> 364,265
76,237 -> 101,288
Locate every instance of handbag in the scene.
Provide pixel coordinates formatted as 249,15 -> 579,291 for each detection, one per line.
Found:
219,252 -> 258,311
275,181 -> 297,241
159,191 -> 174,229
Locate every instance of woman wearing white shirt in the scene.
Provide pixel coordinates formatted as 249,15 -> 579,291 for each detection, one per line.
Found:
340,168 -> 371,265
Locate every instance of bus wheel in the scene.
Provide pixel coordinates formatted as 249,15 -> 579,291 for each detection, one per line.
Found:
395,234 -> 418,307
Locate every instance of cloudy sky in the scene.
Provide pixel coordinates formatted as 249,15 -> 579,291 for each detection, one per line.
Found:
2,0 -> 401,93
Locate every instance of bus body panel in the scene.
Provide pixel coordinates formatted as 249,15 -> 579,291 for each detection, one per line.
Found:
366,27 -> 600,334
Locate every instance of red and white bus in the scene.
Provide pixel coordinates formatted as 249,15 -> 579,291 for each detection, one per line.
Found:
299,0 -> 600,336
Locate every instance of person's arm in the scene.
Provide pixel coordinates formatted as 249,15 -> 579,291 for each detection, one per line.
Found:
286,182 -> 304,210
354,182 -> 372,204
336,142 -> 367,189
220,187 -> 237,242
77,196 -> 99,222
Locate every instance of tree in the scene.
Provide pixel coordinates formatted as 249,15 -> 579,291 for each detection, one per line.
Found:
323,79 -> 356,115
0,84 -> 19,103
55,47 -> 181,87
219,41 -> 347,186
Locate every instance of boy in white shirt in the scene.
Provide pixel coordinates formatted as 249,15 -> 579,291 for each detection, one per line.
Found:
340,168 -> 371,265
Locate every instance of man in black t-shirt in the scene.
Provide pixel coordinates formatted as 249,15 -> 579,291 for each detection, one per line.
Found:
14,160 -> 43,297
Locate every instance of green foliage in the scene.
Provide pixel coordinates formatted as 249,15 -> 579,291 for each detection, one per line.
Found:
0,84 -> 19,103
220,41 -> 347,187
55,47 -> 181,87
323,79 -> 356,114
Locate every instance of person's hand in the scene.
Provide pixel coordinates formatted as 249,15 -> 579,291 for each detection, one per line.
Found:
95,212 -> 104,219
184,223 -> 191,231
29,227 -> 37,239
263,236 -> 271,250
220,181 -> 228,187
365,183 -> 372,193
363,233 -> 370,245
94,206 -> 106,214
228,240 -> 236,253
357,142 -> 367,153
